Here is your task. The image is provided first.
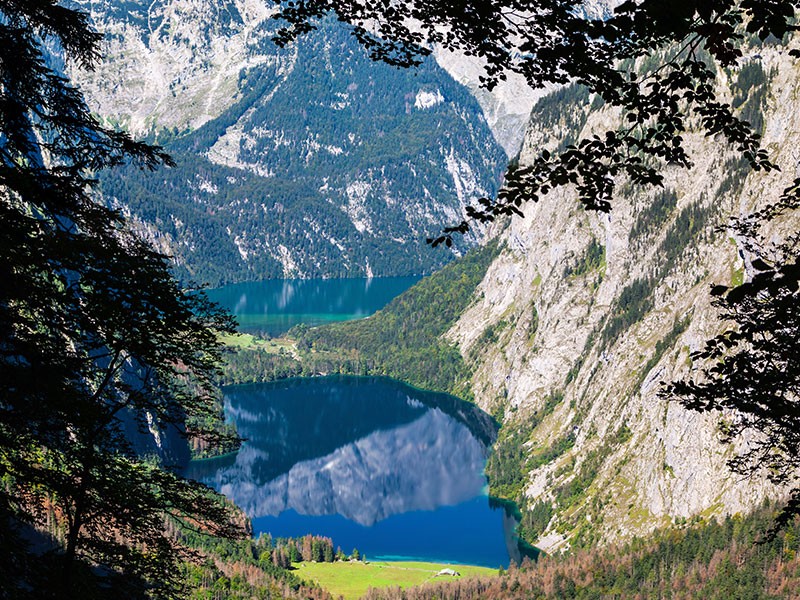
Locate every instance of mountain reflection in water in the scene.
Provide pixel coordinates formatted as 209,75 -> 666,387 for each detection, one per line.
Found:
221,408 -> 485,525
188,376 -> 523,567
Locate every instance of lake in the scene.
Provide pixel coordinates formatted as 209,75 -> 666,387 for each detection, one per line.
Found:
206,276 -> 421,336
187,376 -> 533,568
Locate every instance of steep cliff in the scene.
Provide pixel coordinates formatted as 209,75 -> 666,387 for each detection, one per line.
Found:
449,42 -> 799,551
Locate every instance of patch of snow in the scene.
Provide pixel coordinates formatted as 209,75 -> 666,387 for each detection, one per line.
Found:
414,89 -> 444,109
344,180 -> 374,234
277,244 -> 301,278
197,176 -> 218,194
234,235 -> 249,261
331,92 -> 350,110
146,411 -> 162,450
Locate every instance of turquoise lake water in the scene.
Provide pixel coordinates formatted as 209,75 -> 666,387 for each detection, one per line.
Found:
188,376 -> 533,568
206,276 -> 421,336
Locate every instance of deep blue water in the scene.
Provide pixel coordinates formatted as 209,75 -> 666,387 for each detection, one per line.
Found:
188,376 -> 529,568
252,497 -> 511,566
206,276 -> 421,336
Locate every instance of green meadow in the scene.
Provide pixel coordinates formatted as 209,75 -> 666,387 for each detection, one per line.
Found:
218,331 -> 298,354
294,561 -> 499,600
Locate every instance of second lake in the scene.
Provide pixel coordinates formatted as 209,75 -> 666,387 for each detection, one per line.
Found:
206,276 -> 421,337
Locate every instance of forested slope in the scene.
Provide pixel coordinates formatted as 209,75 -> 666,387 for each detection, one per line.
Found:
221,241 -> 500,397
77,2 -> 506,285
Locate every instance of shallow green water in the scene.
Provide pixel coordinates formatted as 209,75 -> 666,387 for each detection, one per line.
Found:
206,276 -> 420,336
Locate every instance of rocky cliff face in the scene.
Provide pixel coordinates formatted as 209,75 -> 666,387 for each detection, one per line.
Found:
432,47 -> 541,157
448,42 -> 799,551
73,0 -> 275,135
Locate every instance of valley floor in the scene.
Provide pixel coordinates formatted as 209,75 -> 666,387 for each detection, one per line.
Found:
294,560 -> 498,600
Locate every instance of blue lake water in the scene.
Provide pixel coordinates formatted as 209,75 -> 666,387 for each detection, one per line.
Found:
187,376 -> 532,568
206,276 -> 421,336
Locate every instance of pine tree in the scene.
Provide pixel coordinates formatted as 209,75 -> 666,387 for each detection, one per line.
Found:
302,534 -> 314,562
0,2 -> 243,597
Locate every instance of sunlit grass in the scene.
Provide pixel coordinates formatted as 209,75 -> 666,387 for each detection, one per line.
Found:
217,331 -> 298,354
294,560 -> 499,600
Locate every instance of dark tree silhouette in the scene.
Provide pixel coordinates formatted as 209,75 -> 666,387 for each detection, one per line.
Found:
664,190 -> 800,530
0,1 -> 243,597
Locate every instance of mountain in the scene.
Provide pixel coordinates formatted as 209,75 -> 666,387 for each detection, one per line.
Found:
73,0 -> 507,285
448,43 -> 797,551
292,35 -> 799,552
71,0 -> 797,554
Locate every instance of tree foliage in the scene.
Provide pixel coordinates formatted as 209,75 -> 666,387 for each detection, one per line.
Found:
664,194 -> 800,531
0,1 -> 243,597
272,0 -> 794,243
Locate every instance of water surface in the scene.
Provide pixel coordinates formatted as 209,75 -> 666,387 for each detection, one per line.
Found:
188,376 -> 529,567
207,276 -> 420,336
